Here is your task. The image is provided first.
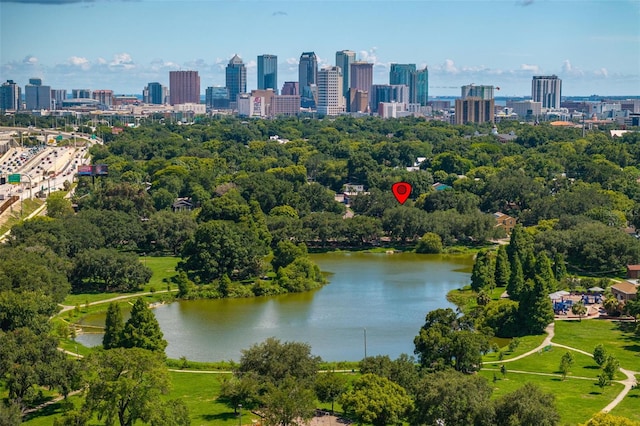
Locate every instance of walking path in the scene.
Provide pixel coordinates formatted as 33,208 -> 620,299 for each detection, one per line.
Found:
58,289 -> 178,313
488,321 -> 639,416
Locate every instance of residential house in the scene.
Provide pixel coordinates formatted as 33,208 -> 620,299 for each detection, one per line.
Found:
494,212 -> 516,235
610,280 -> 638,303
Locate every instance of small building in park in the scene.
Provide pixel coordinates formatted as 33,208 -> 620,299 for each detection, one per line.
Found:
610,280 -> 638,303
626,264 -> 640,279
172,197 -> 193,212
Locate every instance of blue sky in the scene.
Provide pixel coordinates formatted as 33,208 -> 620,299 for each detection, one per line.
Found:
1,0 -> 639,96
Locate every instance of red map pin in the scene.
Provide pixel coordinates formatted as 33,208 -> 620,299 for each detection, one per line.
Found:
392,182 -> 412,204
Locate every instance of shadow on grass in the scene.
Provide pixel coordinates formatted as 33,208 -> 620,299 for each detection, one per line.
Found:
200,412 -> 238,422
589,391 -> 602,395
23,400 -> 66,422
621,343 -> 640,354
583,365 -> 601,370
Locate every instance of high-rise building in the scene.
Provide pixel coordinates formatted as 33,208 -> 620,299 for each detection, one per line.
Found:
0,80 -> 21,111
281,81 -> 299,96
72,89 -> 92,99
351,61 -> 373,109
370,84 -> 410,113
414,66 -> 429,106
25,78 -> 51,110
93,90 -> 114,107
144,82 -> 166,104
317,66 -> 345,116
271,95 -> 300,116
50,89 -> 66,110
257,54 -> 278,93
455,84 -> 495,124
206,86 -> 230,109
336,50 -> 356,99
389,64 -> 416,87
226,55 -> 247,107
299,52 -> 318,108
169,70 -> 200,105
532,75 -> 562,109
461,84 -> 494,100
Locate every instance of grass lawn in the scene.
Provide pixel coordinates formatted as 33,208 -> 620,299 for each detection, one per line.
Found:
478,369 -> 624,426
62,256 -> 180,306
609,374 -> 640,421
553,319 -> 640,370
482,333 -> 548,363
485,347 -> 611,380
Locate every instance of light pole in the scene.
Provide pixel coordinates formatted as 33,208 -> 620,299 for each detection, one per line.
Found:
238,404 -> 242,426
364,328 -> 367,359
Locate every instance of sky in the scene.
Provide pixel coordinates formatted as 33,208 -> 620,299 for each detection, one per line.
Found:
1,0 -> 639,97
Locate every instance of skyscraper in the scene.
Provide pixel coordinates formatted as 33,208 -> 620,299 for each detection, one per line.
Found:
389,64 -> 416,87
0,80 -> 21,111
226,55 -> 247,106
169,70 -> 200,105
414,66 -> 429,106
50,89 -> 66,110
281,82 -> 299,96
299,52 -> 318,108
317,66 -> 345,116
336,50 -> 356,99
455,84 -> 495,124
258,54 -> 278,93
144,82 -> 166,104
93,90 -> 114,107
350,62 -> 373,113
532,75 -> 562,109
72,89 -> 91,99
25,78 -> 51,110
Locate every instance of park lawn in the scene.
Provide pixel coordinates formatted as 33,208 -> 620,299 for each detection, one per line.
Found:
167,371 -> 257,426
482,333 -> 548,363
553,320 -> 640,370
609,374 -> 640,421
478,369 -> 624,426
485,347 -> 616,380
62,256 -> 180,306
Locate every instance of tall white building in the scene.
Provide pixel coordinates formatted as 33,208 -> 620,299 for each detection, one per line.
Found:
317,66 -> 345,116
461,84 -> 494,100
532,75 -> 562,109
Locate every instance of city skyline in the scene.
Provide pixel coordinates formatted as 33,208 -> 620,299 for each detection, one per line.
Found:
1,0 -> 639,97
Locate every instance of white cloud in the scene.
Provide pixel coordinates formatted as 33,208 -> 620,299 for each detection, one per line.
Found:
520,63 -> 540,73
594,68 -> 608,78
561,59 -> 584,76
68,56 -> 90,70
442,59 -> 458,74
109,53 -> 135,70
23,55 -> 38,65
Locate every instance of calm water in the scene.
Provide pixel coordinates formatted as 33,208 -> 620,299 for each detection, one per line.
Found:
76,252 -> 473,362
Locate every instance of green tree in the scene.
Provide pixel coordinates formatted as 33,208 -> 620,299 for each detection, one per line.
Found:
559,351 -> 574,380
493,383 -> 561,426
120,298 -> 167,353
272,240 -> 307,271
518,277 -> 554,335
507,256 -> 525,301
46,191 -> 75,218
82,348 -> 187,426
593,344 -> 607,367
218,373 -> 261,413
471,249 -> 495,292
494,245 -> 511,288
71,248 -> 152,292
339,374 -> 413,426
261,377 -> 316,426
534,251 -> 556,292
602,355 -> 619,381
415,232 -> 443,254
103,302 -> 124,349
412,370 -> 494,426
584,412 -> 640,426
571,302 -> 588,321
314,372 -> 348,414
236,337 -> 320,387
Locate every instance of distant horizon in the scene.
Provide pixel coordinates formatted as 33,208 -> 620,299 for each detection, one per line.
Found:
2,0 -> 638,97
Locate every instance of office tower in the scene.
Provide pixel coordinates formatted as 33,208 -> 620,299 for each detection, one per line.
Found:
93,90 -> 114,107
370,84 -> 410,113
336,50 -> 356,99
257,54 -> 278,93
350,62 -> 373,93
206,86 -> 230,109
455,84 -> 495,124
72,89 -> 92,99
25,78 -> 51,110
299,52 -> 318,108
389,63 -> 416,91
169,70 -> 200,105
226,55 -> 247,106
271,95 -> 301,116
461,84 -> 494,100
144,82 -> 166,104
532,75 -> 562,109
50,89 -> 66,110
414,66 -> 429,106
317,66 -> 345,116
0,80 -> 21,110
281,81 -> 299,96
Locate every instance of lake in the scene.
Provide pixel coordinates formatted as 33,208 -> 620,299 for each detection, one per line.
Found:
76,252 -> 473,362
